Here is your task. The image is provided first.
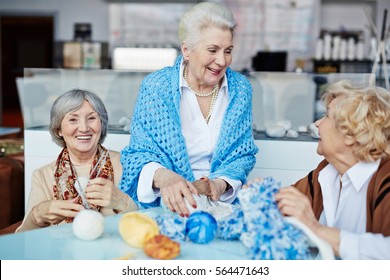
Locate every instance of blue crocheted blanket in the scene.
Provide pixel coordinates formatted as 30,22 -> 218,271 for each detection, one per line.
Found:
155,177 -> 312,260
119,55 -> 258,208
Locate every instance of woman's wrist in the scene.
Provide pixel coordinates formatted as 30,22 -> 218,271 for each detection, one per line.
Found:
152,167 -> 167,189
214,178 -> 229,193
114,192 -> 130,213
31,205 -> 49,227
312,223 -> 340,256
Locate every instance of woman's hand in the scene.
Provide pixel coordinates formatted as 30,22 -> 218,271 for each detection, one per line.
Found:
32,199 -> 84,226
195,177 -> 227,201
85,177 -> 129,212
275,186 -> 340,255
153,168 -> 198,217
275,186 -> 319,231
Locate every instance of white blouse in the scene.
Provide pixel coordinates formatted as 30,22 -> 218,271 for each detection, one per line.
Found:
137,61 -> 241,204
318,160 -> 390,259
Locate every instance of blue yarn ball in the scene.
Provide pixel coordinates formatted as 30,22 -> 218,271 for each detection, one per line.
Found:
185,211 -> 217,244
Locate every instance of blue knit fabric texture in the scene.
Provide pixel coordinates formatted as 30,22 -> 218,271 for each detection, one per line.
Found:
119,55 -> 258,208
217,205 -> 245,240
155,214 -> 186,243
218,178 -> 311,260
154,177 -> 312,259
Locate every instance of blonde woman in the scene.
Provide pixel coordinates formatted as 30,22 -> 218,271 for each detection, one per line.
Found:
276,80 -> 390,259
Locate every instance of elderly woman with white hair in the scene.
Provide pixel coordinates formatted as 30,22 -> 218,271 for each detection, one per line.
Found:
275,80 -> 390,259
120,2 -> 258,216
17,89 -> 137,232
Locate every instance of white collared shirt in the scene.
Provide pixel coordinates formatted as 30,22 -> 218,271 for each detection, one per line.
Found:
318,160 -> 390,259
137,61 -> 241,204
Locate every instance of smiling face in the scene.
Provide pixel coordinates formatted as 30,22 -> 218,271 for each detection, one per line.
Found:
59,100 -> 101,163
182,25 -> 233,91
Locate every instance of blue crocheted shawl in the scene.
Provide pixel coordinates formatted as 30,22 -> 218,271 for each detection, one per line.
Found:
119,55 -> 258,208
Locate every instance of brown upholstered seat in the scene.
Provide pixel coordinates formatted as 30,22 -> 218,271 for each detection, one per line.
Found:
0,157 -> 24,230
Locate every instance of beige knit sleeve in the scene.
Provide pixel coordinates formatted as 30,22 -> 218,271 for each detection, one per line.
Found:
16,166 -> 54,232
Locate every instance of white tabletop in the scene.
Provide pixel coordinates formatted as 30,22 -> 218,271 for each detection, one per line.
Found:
0,208 -> 248,260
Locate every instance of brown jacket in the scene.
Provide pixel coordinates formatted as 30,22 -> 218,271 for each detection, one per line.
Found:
294,159 -> 390,236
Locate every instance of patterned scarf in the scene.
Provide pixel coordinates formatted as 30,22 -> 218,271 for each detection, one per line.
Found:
53,144 -> 114,222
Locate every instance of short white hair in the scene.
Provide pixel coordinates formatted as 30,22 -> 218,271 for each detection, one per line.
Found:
178,2 -> 236,50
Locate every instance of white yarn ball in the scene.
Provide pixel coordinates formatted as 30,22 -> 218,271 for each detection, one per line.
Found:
184,194 -> 210,214
73,210 -> 104,241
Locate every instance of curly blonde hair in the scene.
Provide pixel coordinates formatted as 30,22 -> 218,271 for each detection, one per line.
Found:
322,80 -> 390,161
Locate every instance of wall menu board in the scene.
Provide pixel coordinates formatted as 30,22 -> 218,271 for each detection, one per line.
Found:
109,3 -> 191,48
109,0 -> 319,71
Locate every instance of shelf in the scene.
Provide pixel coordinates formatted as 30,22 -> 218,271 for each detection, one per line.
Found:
313,59 -> 373,74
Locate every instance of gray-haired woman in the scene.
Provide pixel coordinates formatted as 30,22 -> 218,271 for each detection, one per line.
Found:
17,89 -> 137,232
120,2 -> 258,216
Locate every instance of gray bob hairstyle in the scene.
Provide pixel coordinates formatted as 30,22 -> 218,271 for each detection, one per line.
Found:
49,89 -> 108,147
178,2 -> 236,50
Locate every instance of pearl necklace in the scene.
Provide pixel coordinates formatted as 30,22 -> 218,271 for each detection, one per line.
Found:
183,64 -> 219,97
183,64 -> 220,123
205,85 -> 219,123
